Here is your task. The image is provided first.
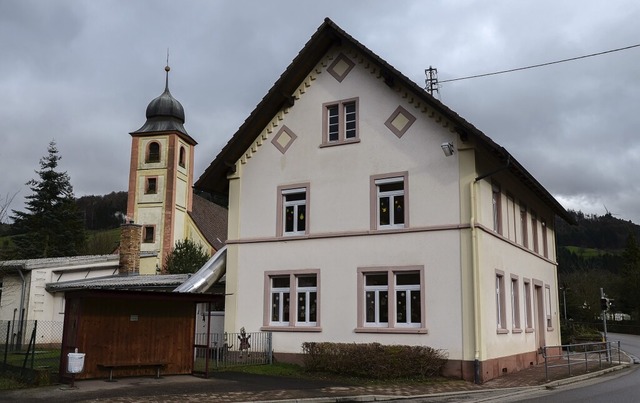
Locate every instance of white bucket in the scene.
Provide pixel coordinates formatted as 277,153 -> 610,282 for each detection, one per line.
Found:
67,353 -> 85,374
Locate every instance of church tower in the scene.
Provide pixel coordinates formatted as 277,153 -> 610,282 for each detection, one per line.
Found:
127,65 -> 197,273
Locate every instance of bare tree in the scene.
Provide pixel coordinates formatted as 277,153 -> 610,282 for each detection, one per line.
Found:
0,191 -> 18,224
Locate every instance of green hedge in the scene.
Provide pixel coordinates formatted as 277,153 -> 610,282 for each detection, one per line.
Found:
301,342 -> 447,379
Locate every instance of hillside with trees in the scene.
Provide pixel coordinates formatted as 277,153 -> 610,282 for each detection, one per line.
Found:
556,210 -> 640,324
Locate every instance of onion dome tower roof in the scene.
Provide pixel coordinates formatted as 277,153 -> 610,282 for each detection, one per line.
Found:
131,65 -> 190,137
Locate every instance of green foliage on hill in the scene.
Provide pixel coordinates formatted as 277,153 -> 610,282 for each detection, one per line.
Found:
556,210 -> 640,321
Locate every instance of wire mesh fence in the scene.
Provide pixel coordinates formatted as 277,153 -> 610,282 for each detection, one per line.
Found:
193,330 -> 272,375
0,320 -> 63,374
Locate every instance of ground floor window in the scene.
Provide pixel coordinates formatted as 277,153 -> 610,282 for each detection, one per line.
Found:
263,270 -> 320,330
357,266 -> 425,333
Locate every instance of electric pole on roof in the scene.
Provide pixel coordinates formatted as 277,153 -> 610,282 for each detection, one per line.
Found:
425,66 -> 440,97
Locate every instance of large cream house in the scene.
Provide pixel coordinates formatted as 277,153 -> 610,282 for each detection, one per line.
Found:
195,18 -> 573,383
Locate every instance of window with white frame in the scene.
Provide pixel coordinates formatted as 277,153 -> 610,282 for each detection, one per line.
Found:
524,279 -> 533,330
364,273 -> 389,326
322,98 -> 359,145
395,272 -> 421,327
371,172 -> 408,230
511,275 -> 521,331
492,184 -> 502,234
496,272 -> 507,332
270,276 -> 291,325
357,266 -> 425,332
541,218 -> 549,258
296,275 -> 318,325
520,203 -> 528,248
265,270 -> 319,329
545,285 -> 553,329
531,212 -> 539,253
277,184 -> 309,237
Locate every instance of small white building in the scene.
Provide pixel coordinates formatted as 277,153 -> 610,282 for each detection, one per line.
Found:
195,18 -> 573,383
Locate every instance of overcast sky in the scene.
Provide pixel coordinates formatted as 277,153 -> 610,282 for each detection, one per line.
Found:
2,0 -> 640,224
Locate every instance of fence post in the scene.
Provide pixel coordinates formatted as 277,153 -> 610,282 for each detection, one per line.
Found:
267,332 -> 273,365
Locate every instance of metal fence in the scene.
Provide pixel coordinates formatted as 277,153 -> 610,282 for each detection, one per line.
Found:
0,320 -> 63,374
193,330 -> 272,375
542,341 -> 625,381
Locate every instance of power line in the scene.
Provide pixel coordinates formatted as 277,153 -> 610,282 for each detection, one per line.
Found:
439,43 -> 640,84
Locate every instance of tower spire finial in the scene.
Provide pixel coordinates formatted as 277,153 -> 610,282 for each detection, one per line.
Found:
165,48 -> 170,91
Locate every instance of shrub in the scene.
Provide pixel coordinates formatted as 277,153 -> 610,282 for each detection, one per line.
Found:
301,342 -> 447,379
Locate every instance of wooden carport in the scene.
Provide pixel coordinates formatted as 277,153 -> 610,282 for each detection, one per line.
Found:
59,289 -> 222,381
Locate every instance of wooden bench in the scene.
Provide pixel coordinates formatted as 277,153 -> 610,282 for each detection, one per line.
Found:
97,362 -> 167,382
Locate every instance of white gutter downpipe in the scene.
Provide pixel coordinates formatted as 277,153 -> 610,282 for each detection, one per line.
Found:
470,181 -> 481,384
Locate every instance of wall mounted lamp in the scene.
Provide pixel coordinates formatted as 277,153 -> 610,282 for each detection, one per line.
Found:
441,142 -> 455,157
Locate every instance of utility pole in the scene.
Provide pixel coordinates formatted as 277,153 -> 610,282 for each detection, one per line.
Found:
425,66 -> 439,96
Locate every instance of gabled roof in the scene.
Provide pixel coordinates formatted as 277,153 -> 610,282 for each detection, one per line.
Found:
45,273 -> 189,292
189,193 -> 228,250
0,254 -> 119,272
195,18 -> 573,224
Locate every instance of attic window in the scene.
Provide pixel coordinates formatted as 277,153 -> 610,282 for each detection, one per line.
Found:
322,98 -> 359,146
327,53 -> 355,82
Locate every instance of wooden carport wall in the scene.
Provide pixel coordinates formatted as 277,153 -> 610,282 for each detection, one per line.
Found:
59,289 -> 222,381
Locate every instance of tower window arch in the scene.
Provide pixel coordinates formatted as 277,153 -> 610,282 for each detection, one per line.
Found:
179,146 -> 186,168
146,141 -> 160,163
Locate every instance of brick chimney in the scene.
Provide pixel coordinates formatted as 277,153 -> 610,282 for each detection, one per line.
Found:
119,222 -> 142,275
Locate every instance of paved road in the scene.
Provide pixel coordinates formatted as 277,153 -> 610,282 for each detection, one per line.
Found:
496,332 -> 640,403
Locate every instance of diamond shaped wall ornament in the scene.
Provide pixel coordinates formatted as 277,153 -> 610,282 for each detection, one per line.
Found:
327,53 -> 355,83
385,106 -> 416,138
271,125 -> 298,154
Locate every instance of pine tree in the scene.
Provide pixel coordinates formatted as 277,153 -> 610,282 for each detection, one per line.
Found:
11,140 -> 86,258
164,239 -> 210,274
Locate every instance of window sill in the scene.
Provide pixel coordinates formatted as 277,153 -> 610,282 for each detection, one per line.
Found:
319,138 -> 360,148
497,328 -> 509,334
261,326 -> 322,332
547,327 -> 554,332
512,328 -> 523,334
354,327 -> 427,334
525,328 -> 535,333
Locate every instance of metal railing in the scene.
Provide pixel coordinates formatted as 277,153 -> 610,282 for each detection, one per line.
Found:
542,341 -> 623,381
193,331 -> 272,375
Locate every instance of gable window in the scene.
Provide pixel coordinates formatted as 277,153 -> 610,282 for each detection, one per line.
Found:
371,172 -> 408,230
146,141 -> 160,163
357,266 -> 426,333
496,271 -> 507,333
145,177 -> 157,194
179,146 -> 186,168
322,98 -> 359,146
277,184 -> 310,237
492,184 -> 502,234
263,270 -> 320,330
143,226 -> 155,243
